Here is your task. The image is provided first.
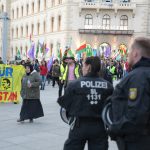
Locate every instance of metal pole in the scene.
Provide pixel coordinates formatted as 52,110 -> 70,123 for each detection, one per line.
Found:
0,12 -> 9,64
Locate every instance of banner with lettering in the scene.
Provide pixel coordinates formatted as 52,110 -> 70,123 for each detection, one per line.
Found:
0,65 -> 25,103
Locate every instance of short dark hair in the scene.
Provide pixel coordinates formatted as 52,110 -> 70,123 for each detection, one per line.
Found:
3,78 -> 11,85
132,37 -> 150,57
85,56 -> 101,74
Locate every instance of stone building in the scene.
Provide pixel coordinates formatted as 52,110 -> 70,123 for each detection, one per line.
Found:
0,0 -> 150,60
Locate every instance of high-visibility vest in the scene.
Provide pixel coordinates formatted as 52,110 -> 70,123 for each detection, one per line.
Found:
62,64 -> 80,81
59,63 -> 66,80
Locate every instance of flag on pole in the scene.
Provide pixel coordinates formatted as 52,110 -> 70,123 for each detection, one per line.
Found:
28,42 -> 35,60
47,55 -> 54,71
45,44 -> 50,54
76,43 -> 86,54
39,42 -> 44,53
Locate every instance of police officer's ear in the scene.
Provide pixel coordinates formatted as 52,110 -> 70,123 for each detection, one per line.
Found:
87,64 -> 91,73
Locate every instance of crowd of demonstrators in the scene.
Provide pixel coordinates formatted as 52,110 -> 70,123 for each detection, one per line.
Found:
17,63 -> 44,123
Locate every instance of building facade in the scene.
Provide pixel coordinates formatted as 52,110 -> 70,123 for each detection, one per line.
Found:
0,0 -> 150,60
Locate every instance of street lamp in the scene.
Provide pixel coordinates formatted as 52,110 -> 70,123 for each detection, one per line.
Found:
0,12 -> 10,63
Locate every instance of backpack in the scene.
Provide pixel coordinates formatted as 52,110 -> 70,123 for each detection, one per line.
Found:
52,65 -> 60,77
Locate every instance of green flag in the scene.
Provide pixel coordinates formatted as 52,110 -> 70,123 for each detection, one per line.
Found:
17,48 -> 21,59
86,44 -> 92,57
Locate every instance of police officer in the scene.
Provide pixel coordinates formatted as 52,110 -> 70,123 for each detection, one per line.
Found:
106,37 -> 150,150
57,56 -> 113,150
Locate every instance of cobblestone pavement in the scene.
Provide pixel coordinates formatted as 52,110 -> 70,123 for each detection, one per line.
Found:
0,81 -> 119,150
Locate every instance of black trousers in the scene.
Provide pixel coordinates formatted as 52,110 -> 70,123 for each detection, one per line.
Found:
52,77 -> 59,87
59,82 -> 64,97
63,118 -> 108,150
117,135 -> 150,150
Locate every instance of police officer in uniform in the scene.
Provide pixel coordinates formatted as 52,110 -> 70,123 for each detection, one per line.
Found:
104,37 -> 150,150
58,56 -> 113,150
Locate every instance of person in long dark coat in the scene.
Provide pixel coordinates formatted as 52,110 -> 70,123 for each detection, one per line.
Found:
17,64 -> 44,123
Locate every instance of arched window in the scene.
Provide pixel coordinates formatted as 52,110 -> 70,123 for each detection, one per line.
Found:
43,21 -> 46,33
38,0 -> 40,12
85,14 -> 93,25
12,9 -> 14,19
26,4 -> 29,15
16,8 -> 19,18
21,6 -> 23,16
51,17 -> 54,32
26,25 -> 28,36
31,24 -> 34,35
58,15 -> 61,31
21,26 -> 23,37
37,23 -> 40,35
120,15 -> 128,30
16,27 -> 18,38
32,2 -> 34,14
102,14 -> 110,29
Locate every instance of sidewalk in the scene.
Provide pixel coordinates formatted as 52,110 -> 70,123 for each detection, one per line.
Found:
0,83 -> 118,150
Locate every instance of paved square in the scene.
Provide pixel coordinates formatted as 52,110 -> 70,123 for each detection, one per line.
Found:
0,84 -> 118,150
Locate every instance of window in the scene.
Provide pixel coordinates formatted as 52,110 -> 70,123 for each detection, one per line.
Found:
51,17 -> 54,32
38,0 -> 40,12
12,28 -> 14,38
102,0 -> 112,2
58,16 -> 61,31
25,46 -> 28,56
31,24 -> 34,35
26,4 -> 29,15
26,25 -> 28,36
43,21 -> 46,33
52,0 -> 55,7
85,14 -> 93,26
37,23 -> 40,35
2,5 -> 4,12
12,9 -> 14,19
11,48 -> 13,57
17,8 -> 19,18
120,15 -> 128,30
120,0 -> 130,2
21,26 -> 23,37
44,0 -> 46,10
20,46 -> 23,55
50,43 -> 53,56
32,2 -> 34,14
58,0 -> 62,4
16,27 -> 18,38
21,6 -> 23,16
102,14 -> 110,29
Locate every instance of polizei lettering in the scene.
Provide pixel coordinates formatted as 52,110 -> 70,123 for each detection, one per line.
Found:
80,81 -> 107,89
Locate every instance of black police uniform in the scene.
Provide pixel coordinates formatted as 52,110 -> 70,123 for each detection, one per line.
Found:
110,57 -> 150,150
57,74 -> 113,150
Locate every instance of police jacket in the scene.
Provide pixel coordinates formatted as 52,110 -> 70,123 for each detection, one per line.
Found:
110,57 -> 150,136
58,73 -> 113,119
